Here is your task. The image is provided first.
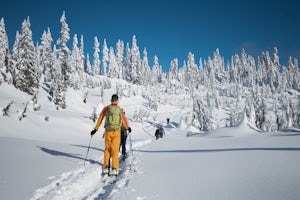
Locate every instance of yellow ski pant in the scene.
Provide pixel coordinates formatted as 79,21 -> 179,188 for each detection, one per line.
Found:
104,129 -> 121,169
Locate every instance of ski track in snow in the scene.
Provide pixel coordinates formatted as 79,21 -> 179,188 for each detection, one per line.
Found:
31,138 -> 152,200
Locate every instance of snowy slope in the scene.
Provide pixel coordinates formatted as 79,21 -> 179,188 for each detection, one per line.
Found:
111,110 -> 300,200
1,82 -> 300,200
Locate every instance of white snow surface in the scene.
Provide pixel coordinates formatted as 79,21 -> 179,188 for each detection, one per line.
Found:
1,82 -> 300,200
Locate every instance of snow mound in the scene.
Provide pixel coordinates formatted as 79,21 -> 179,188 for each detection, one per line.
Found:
208,112 -> 260,138
185,112 -> 260,138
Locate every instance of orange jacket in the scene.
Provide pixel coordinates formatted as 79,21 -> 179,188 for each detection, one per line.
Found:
94,103 -> 129,131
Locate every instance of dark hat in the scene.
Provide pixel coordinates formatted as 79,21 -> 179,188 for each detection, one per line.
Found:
111,94 -> 119,101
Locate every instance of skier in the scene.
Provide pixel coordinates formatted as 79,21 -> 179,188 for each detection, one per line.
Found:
90,94 -> 131,176
155,126 -> 165,140
119,111 -> 129,160
120,125 -> 128,160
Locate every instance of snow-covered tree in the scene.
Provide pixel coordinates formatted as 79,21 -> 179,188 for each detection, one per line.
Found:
207,57 -> 215,90
187,52 -> 199,89
193,96 -> 208,131
295,96 -> 300,128
0,17 -> 9,69
130,35 -> 141,84
198,58 -> 205,85
35,42 -> 43,78
51,58 -> 65,109
56,11 -> 70,87
245,93 -> 256,124
93,36 -> 100,75
141,48 -> 150,85
239,49 -> 254,87
151,55 -> 160,84
229,107 -> 239,126
79,35 -> 85,78
85,53 -> 92,75
40,28 -> 54,82
0,18 -> 11,84
279,67 -> 288,93
260,51 -> 276,94
61,93 -> 67,109
108,47 -> 117,78
123,43 -> 131,81
275,94 -> 288,130
248,55 -> 256,87
15,17 -> 39,95
102,38 -> 109,76
69,34 -> 83,89
212,48 -> 224,83
116,39 -> 124,79
4,52 -> 13,84
286,57 -> 299,91
70,34 -> 79,80
272,47 -> 281,90
180,61 -> 188,85
169,58 -> 179,81
10,31 -> 21,84
287,98 -> 296,128
231,54 -> 240,84
254,88 -> 266,130
256,56 -> 263,86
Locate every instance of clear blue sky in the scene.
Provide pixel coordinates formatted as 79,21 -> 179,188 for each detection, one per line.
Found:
1,0 -> 300,71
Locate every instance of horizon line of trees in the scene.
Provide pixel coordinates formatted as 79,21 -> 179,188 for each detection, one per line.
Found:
1,13 -> 299,93
1,12 -> 300,132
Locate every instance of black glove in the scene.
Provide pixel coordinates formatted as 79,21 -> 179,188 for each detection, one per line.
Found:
90,129 -> 97,136
128,127 -> 132,133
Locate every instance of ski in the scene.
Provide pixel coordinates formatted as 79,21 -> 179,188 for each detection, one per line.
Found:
121,154 -> 128,161
101,173 -> 110,183
101,155 -> 128,184
107,175 -> 118,184
101,173 -> 118,184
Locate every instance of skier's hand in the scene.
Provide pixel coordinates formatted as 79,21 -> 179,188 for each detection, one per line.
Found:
128,127 -> 132,133
90,129 -> 97,136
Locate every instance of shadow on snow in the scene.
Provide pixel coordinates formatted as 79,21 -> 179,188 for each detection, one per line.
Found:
37,146 -> 102,165
70,144 -> 104,152
136,147 -> 300,154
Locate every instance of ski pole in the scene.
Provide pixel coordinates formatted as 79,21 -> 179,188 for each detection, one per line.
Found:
128,131 -> 133,158
84,136 -> 93,166
128,131 -> 134,171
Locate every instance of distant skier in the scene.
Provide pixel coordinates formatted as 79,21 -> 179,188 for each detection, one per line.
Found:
90,94 -> 132,176
155,126 -> 165,140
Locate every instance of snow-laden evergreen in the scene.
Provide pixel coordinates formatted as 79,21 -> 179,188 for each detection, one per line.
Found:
14,17 -> 39,95
93,36 -> 100,76
56,11 -> 71,87
0,17 -> 9,71
116,39 -> 125,79
40,28 -> 54,82
102,38 -> 109,76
